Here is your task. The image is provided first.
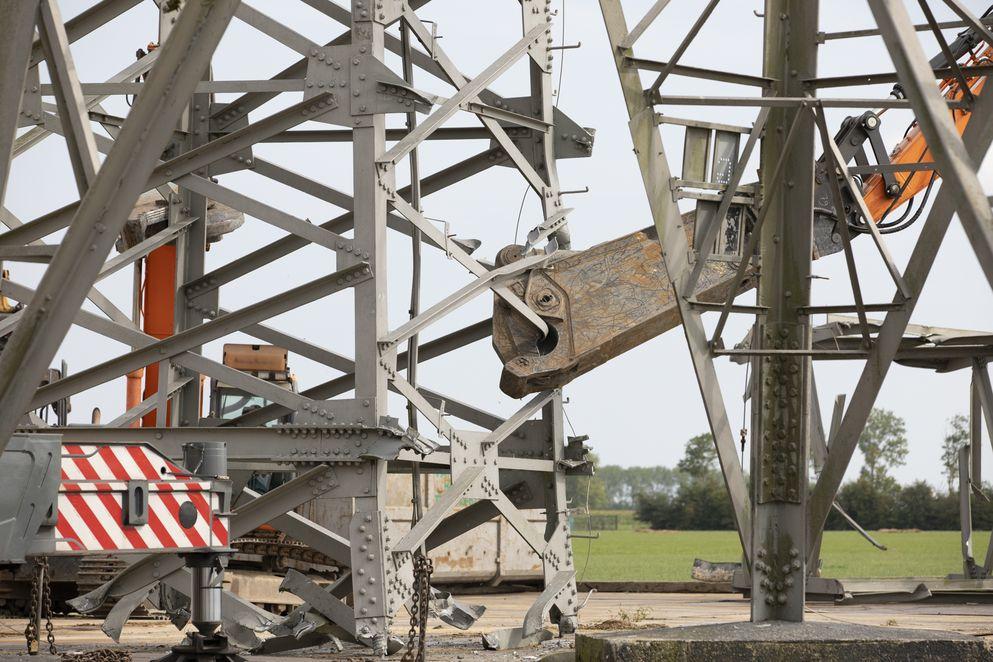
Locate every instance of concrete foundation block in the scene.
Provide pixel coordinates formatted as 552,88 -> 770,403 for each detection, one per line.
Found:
575,621 -> 993,661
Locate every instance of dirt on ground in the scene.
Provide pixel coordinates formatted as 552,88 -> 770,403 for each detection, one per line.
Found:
2,591 -> 992,660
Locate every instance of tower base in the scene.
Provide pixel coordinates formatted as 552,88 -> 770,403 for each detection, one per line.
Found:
575,621 -> 993,661
153,633 -> 244,662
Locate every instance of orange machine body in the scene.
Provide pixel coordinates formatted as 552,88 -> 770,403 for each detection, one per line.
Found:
861,49 -> 990,219
140,245 -> 176,427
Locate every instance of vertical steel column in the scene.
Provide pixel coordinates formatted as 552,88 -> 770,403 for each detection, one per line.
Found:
348,0 -> 391,652
175,91 -> 210,426
526,0 -> 565,244
541,393 -> 579,633
751,0 -> 817,623
160,1 -> 209,427
959,444 -> 975,577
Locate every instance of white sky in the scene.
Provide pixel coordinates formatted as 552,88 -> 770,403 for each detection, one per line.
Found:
7,1 -> 993,489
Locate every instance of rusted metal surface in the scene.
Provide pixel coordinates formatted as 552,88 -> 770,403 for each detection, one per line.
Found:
493,211 -> 756,398
221,343 -> 287,372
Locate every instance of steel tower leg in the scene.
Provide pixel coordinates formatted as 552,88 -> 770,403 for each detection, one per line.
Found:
348,1 -> 392,653
750,0 -> 818,623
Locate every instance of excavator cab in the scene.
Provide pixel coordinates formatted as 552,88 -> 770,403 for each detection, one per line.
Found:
210,344 -> 297,494
209,344 -> 297,425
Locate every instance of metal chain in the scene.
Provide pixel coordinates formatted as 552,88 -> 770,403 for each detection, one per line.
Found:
401,554 -> 434,662
42,557 -> 56,654
23,560 -> 40,654
23,557 -> 58,655
61,650 -> 133,662
416,556 -> 432,662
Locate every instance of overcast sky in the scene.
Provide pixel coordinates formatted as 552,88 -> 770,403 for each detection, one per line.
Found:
7,1 -> 993,489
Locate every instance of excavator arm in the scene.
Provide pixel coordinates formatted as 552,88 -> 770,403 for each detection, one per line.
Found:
494,25 -> 992,398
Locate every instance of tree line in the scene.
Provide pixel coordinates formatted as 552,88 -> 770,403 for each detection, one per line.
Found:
567,408 -> 983,531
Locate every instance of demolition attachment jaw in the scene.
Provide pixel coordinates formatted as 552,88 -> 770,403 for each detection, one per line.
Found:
492,216 -> 756,398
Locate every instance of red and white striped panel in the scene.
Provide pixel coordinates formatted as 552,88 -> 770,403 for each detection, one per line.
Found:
60,444 -> 192,483
53,444 -> 228,554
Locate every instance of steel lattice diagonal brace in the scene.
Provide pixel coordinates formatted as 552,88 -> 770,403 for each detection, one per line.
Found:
807,77 -> 993,563
36,0 -> 101,195
28,262 -> 371,409
598,0 -> 753,562
868,0 -> 993,294
0,0 -> 242,456
484,394 -> 580,649
0,0 -> 42,206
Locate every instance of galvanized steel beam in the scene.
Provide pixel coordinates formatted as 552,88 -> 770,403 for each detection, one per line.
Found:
0,0 -> 242,455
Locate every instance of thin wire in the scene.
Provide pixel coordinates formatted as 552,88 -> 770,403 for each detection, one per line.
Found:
555,0 -> 567,106
562,402 -> 578,437
803,606 -> 863,627
513,184 -> 530,244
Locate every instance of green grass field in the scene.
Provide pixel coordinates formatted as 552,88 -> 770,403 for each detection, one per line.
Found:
572,512 -> 987,582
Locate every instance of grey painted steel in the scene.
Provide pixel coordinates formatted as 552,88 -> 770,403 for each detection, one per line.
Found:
393,467 -> 483,554
1,93 -> 341,248
182,147 -> 505,296
101,586 -> 154,643
493,492 -> 546,555
28,263 -> 371,409
220,319 -> 493,428
959,444 -> 976,576
14,50 -> 159,158
632,57 -> 775,89
619,0 -> 672,49
683,104 -> 770,296
0,1 -> 42,205
381,253 -> 551,347
523,569 -> 574,636
814,107 -> 874,345
37,0 -> 101,195
940,0 -> 993,51
971,369 -> 983,487
808,82 -> 993,556
753,1 -> 819,620
379,23 -> 546,165
976,364 -> 993,457
39,80 -> 306,95
3,0 -> 591,648
29,0 -> 142,68
599,0 -> 753,561
646,0 -> 721,96
0,434 -> 60,563
0,0 -> 242,454
106,375 -> 192,428
816,107 -> 910,299
389,195 -> 549,336
280,569 -> 355,635
710,110 -> 806,345
234,3 -> 318,56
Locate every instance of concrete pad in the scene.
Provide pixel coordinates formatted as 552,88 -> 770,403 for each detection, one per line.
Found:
576,621 -> 993,661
